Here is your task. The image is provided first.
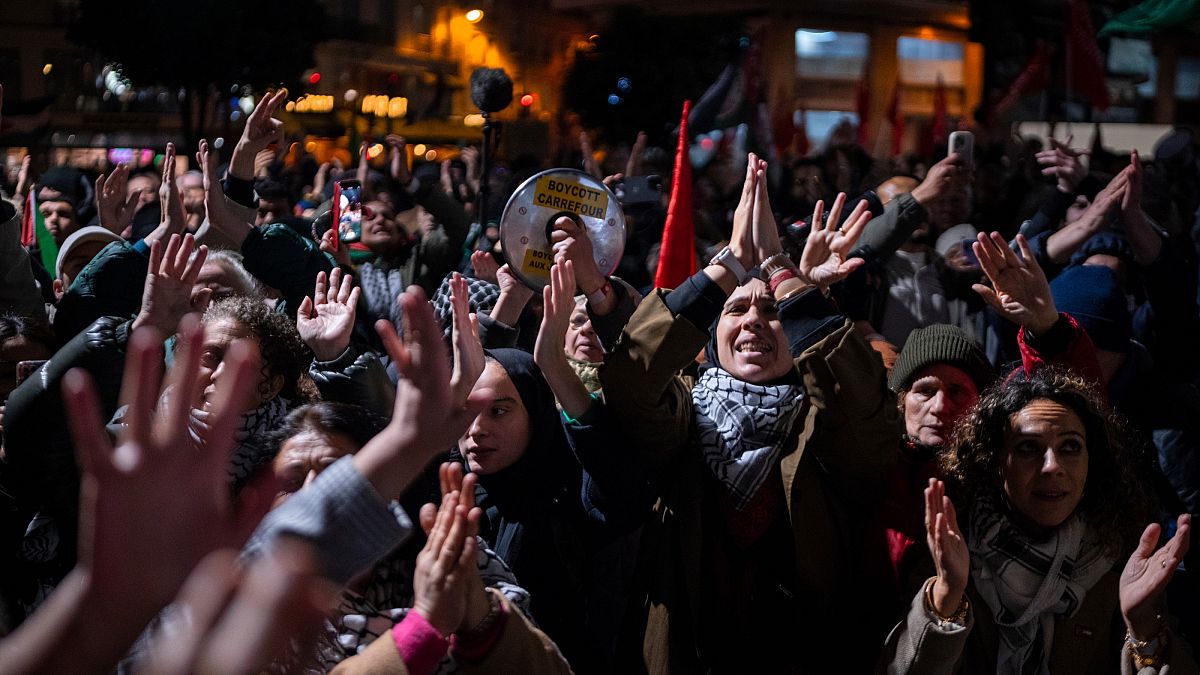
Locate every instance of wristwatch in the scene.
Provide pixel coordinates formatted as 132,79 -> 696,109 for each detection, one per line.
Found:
708,246 -> 751,285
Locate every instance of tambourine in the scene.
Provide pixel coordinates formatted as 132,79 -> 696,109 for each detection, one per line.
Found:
499,168 -> 626,291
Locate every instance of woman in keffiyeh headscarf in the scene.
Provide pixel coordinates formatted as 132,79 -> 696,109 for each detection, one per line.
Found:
883,367 -> 1194,675
597,154 -> 900,673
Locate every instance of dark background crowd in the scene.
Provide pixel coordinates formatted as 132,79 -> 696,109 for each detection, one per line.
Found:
0,2 -> 1198,674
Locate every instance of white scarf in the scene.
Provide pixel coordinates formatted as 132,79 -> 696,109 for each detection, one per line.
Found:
967,493 -> 1115,675
691,367 -> 804,509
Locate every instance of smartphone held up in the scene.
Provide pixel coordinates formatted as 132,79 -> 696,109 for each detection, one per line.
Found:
332,179 -> 364,246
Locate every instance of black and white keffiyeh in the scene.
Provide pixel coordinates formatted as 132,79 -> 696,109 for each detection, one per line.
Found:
691,367 -> 804,509
188,396 -> 292,486
967,492 -> 1115,675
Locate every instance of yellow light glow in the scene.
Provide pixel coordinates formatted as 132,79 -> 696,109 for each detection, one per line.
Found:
367,143 -> 384,159
305,141 -> 317,152
425,150 -> 437,161
387,96 -> 408,118
42,63 -> 53,75
413,144 -> 427,156
290,95 -> 334,114
463,114 -> 485,127
465,9 -> 483,23
916,26 -> 936,39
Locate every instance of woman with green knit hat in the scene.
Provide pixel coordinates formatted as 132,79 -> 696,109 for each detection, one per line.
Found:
878,232 -> 1102,622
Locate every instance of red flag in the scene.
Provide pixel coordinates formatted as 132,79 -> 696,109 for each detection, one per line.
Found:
987,40 -> 1053,124
931,74 -> 948,148
887,79 -> 904,156
1066,0 -> 1111,110
855,73 -> 870,146
655,100 -> 696,289
20,189 -> 34,247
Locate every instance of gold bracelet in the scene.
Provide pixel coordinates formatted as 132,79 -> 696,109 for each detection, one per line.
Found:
1126,621 -> 1168,670
923,577 -> 969,625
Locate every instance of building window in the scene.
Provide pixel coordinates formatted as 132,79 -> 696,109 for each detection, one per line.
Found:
794,29 -> 869,125
897,36 -> 964,86
795,29 -> 869,81
802,110 -> 860,150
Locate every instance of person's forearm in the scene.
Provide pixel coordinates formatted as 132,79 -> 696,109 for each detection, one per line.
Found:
541,356 -> 592,420
489,290 -> 530,328
229,142 -> 258,182
1124,210 -> 1164,266
1044,217 -> 1102,264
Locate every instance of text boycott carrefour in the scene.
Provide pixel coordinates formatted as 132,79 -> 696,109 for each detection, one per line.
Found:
533,176 -> 606,218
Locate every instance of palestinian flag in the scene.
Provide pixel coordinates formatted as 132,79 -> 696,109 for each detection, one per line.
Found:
21,190 -> 58,276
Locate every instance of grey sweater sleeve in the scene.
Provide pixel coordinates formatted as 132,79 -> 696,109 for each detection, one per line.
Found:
243,456 -> 411,585
882,583 -> 972,675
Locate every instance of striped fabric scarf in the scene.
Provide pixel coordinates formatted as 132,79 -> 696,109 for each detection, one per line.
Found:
967,492 -> 1114,675
691,367 -> 803,509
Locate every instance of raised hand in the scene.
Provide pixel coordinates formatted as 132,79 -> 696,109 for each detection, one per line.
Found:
470,249 -> 500,285
535,260 -> 592,418
356,140 -> 370,187
356,288 -> 493,501
727,154 -> 760,272
418,464 -> 493,633
198,138 -> 254,247
972,232 -> 1058,336
625,131 -> 647,177
798,193 -> 869,290
448,272 -> 485,409
13,154 -> 31,203
489,262 -> 535,328
386,134 -> 410,185
580,131 -> 601,178
62,315 -> 269,649
132,233 -> 210,335
319,227 -> 352,268
412,482 -> 479,636
550,215 -> 602,293
1121,149 -> 1143,216
924,478 -> 969,618
1121,514 -> 1191,639
149,142 -> 188,246
95,164 -> 139,235
461,146 -> 481,193
535,260 -> 576,370
297,268 -> 360,361
1036,135 -> 1089,193
747,155 -> 783,263
231,89 -> 288,181
910,153 -> 968,208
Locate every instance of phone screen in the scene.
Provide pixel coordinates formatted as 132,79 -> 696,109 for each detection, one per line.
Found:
334,180 -> 363,245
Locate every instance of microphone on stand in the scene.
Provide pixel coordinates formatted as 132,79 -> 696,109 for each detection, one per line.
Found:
470,68 -> 513,233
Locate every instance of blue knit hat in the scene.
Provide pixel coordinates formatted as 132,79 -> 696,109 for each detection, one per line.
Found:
1050,264 -> 1131,353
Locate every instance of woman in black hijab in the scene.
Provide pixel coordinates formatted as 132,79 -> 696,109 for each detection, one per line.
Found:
456,347 -> 645,674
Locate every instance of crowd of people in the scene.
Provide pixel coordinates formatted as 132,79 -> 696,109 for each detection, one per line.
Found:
0,78 -> 1195,675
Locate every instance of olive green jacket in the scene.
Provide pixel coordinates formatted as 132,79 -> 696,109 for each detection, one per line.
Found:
600,288 -> 901,673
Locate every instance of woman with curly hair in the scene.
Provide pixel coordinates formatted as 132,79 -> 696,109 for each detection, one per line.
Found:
882,367 -> 1194,675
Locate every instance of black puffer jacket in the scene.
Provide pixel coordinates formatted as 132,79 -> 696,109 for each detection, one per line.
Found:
1,316 -> 130,622
307,343 -> 394,417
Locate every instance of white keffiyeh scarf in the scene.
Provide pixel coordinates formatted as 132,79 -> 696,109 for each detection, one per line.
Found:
967,493 -> 1115,675
691,367 -> 804,509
